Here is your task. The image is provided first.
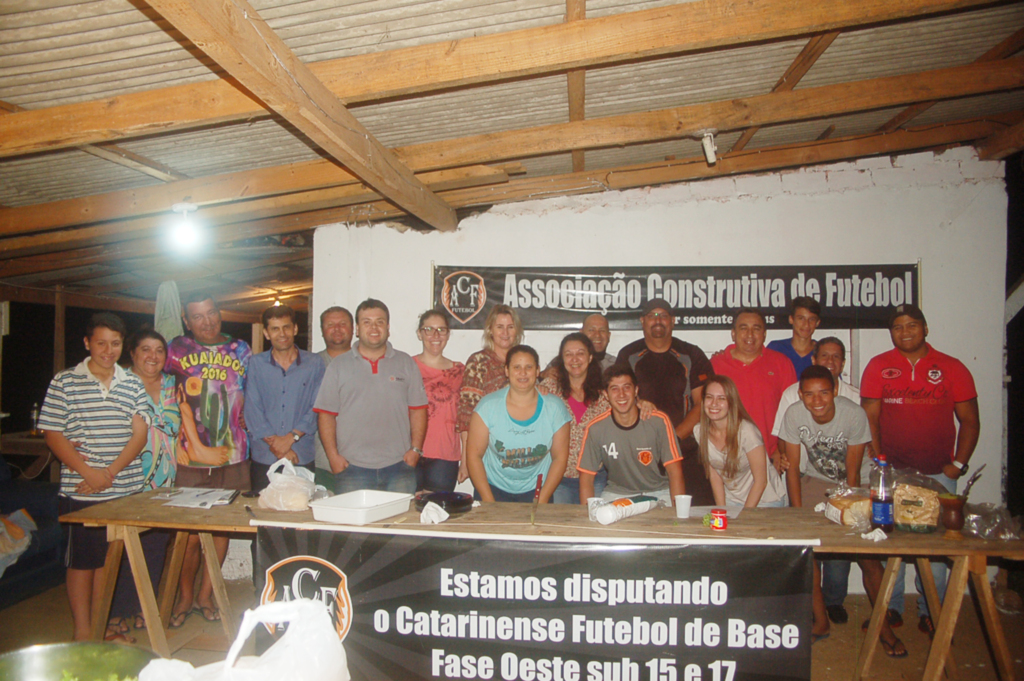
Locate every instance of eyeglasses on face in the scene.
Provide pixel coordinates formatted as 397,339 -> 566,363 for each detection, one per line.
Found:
420,326 -> 450,336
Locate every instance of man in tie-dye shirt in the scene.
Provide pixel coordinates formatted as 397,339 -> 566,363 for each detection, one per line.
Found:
165,290 -> 251,628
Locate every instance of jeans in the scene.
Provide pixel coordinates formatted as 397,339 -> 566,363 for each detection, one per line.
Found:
889,472 -> 956,617
416,458 -> 459,493
822,559 -> 852,608
334,461 -> 416,495
552,470 -> 608,505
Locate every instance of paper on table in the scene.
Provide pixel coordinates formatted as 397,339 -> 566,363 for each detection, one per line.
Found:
690,505 -> 743,519
162,487 -> 240,509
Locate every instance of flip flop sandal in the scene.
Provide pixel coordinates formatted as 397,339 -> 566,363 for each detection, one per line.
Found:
168,609 -> 193,629
811,632 -> 830,644
107,617 -> 129,635
880,635 -> 908,658
105,628 -> 136,645
133,614 -> 146,630
194,605 -> 221,622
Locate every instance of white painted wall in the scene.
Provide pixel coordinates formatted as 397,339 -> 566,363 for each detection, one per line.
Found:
312,147 -> 1006,509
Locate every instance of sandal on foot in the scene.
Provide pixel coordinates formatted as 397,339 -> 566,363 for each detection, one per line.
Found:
105,627 -> 136,645
107,617 -> 129,635
169,609 -> 193,629
880,635 -> 908,658
811,632 -> 830,644
133,614 -> 146,630
194,605 -> 221,622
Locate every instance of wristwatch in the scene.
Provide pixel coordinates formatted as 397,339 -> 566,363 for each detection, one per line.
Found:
952,460 -> 968,476
292,432 -> 301,443
412,447 -> 424,456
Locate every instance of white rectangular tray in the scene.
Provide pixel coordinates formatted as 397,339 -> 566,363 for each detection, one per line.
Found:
310,490 -> 412,525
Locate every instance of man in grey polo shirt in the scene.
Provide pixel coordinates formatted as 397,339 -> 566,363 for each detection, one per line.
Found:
314,299 -> 428,494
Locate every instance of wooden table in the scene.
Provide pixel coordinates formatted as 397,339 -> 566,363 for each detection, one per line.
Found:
1,430 -> 60,482
61,492 -> 1024,680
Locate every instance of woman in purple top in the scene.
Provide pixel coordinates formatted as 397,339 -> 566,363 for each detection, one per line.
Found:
413,309 -> 465,492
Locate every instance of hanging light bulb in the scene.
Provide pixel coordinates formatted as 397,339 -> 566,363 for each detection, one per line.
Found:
168,202 -> 203,253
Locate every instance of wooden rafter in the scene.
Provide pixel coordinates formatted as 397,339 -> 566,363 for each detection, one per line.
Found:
0,166 -> 509,256
77,250 -> 313,296
142,0 -> 456,232
0,0 -> 997,158
0,100 -> 187,183
730,32 -> 839,153
3,56 -> 1021,249
877,26 -> 1024,132
0,111 -> 1013,286
567,0 -> 587,172
977,118 -> 1024,159
283,113 -> 1015,225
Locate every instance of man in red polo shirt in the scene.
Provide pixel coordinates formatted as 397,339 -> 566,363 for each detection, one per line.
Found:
861,303 -> 980,637
711,308 -> 797,457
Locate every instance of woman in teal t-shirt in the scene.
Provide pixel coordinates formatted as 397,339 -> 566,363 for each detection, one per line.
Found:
466,345 -> 572,503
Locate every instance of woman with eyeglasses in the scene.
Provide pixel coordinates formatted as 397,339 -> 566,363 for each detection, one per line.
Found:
412,309 -> 466,492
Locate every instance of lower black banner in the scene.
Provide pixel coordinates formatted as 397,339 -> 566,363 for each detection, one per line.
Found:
256,528 -> 812,681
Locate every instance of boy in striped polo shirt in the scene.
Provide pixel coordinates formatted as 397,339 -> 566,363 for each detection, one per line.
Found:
40,312 -> 151,642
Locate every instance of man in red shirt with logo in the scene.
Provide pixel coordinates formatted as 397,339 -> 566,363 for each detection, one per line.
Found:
861,303 -> 980,638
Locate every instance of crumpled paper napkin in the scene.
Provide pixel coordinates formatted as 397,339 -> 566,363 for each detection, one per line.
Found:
814,502 -> 827,513
420,501 -> 450,524
860,528 -> 888,542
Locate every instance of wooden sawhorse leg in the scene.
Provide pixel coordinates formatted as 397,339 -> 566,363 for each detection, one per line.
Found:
89,531 -> 123,642
158,531 -> 189,629
922,555 -> 969,681
198,532 -> 236,640
119,525 -> 171,658
967,555 -> 1015,681
853,556 -> 900,680
917,557 -> 958,680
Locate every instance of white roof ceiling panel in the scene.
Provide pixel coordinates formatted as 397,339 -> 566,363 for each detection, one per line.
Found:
797,4 -> 1024,89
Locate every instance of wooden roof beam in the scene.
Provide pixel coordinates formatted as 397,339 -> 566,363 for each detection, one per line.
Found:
730,31 -> 839,153
877,26 -> 1024,132
1,112 -> 1013,283
977,118 -> 1024,159
0,166 -> 507,256
0,0 -> 998,157
142,0 -> 456,232
4,55 -> 1020,246
76,250 -> 313,296
567,0 -> 587,173
312,114 -> 1015,223
0,100 -> 187,183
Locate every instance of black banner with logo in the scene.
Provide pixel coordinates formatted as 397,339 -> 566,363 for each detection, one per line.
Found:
432,264 -> 918,330
256,527 -> 813,681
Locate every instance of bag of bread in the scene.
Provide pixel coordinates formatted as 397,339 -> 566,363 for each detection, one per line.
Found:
259,459 -> 318,511
824,485 -> 871,532
893,472 -> 946,533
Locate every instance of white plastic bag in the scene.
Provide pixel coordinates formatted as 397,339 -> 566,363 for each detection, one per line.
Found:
140,598 -> 349,681
258,459 -> 317,511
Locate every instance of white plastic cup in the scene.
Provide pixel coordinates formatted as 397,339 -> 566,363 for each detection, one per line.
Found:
674,494 -> 692,519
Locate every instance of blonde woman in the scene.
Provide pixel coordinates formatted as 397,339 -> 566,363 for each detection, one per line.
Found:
456,305 -> 524,446
693,375 -> 787,508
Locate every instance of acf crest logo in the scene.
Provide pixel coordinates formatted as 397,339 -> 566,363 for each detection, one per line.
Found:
637,449 -> 653,466
442,271 -> 487,324
260,556 -> 352,641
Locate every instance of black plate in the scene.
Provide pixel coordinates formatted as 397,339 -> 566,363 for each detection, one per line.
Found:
415,491 -> 474,514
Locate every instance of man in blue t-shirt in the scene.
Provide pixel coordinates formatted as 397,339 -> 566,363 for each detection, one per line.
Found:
767,296 -> 821,377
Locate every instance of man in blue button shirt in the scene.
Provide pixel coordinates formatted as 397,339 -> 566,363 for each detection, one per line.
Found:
244,304 -> 326,492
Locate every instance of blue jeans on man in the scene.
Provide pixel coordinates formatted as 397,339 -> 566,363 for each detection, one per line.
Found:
822,559 -> 852,609
888,472 -> 956,619
334,460 -> 416,495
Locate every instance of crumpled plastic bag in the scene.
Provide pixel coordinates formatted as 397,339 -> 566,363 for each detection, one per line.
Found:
0,510 -> 36,580
140,598 -> 348,681
964,503 -> 1021,541
258,459 -> 320,511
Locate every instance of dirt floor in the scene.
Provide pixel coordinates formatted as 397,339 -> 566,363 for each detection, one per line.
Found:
1,581 -> 1022,678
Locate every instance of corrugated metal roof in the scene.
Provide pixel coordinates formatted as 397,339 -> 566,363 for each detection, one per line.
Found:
1,0 -> 1022,307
